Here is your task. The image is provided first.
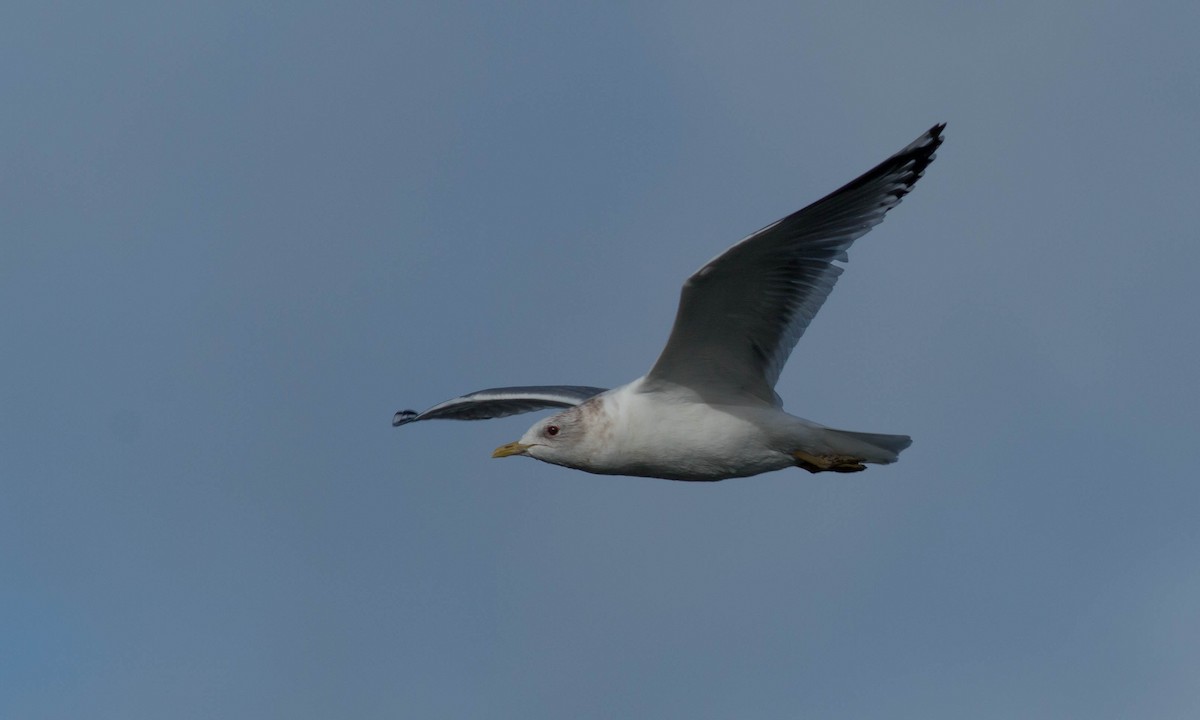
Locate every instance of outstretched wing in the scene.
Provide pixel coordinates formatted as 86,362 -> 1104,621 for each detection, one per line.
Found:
645,124 -> 944,404
392,385 -> 608,426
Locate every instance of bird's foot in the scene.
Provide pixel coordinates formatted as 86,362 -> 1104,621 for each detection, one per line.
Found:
793,451 -> 867,474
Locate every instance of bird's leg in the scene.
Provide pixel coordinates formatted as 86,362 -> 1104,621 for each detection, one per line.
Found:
793,451 -> 867,474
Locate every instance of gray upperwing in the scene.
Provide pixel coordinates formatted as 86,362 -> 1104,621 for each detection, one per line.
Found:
645,124 -> 944,404
392,385 -> 609,426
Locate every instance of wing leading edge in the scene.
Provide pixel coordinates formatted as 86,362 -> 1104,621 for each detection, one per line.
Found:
393,385 -> 608,426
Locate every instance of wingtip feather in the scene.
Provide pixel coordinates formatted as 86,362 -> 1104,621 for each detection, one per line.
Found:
392,410 -> 418,427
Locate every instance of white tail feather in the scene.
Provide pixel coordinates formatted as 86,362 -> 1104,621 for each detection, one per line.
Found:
820,428 -> 912,464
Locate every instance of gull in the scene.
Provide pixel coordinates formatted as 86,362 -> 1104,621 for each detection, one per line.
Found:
394,125 -> 944,481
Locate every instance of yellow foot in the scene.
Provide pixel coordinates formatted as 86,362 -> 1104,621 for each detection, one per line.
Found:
793,450 -> 867,474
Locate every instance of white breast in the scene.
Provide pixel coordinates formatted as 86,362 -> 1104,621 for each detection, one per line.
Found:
575,378 -> 797,481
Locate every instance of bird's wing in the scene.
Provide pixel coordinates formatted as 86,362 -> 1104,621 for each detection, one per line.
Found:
645,124 -> 944,404
392,385 -> 608,426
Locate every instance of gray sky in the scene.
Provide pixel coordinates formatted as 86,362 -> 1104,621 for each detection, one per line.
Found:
3,2 -> 1199,718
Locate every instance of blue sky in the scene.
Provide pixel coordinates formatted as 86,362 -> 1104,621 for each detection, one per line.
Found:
3,2 -> 1199,718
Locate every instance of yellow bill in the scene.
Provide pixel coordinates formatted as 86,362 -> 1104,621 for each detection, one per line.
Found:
491,441 -> 531,458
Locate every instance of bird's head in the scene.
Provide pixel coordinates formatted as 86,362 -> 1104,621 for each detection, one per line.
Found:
492,407 -> 590,468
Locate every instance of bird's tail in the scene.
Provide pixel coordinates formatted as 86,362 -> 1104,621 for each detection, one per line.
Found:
821,428 -> 912,465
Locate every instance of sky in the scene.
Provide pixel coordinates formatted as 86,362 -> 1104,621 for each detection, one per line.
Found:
3,1 -> 1199,718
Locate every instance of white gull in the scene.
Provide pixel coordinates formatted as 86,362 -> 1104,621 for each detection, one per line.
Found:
394,125 -> 945,481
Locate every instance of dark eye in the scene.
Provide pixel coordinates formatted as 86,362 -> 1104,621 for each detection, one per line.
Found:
545,425 -> 560,437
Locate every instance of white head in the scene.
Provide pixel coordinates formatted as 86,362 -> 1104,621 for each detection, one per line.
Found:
491,405 -> 596,470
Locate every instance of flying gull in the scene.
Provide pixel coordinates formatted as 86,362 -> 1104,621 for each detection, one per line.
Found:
394,125 -> 945,481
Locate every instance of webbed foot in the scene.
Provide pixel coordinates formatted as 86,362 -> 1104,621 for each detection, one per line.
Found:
793,451 -> 867,474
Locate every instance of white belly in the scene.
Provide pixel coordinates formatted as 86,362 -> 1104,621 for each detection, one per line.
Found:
579,386 -> 801,481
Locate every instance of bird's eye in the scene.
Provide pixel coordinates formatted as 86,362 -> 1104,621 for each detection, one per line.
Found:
545,425 -> 560,437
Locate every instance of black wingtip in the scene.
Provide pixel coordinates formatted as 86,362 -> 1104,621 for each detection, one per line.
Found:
905,123 -> 945,152
392,410 -> 418,427
924,123 -> 946,154
907,123 -> 946,164
808,123 -> 947,210
883,123 -> 947,201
